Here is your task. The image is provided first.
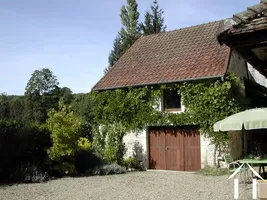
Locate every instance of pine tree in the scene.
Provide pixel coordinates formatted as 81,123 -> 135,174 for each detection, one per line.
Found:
141,0 -> 166,35
105,0 -> 140,73
105,36 -> 123,73
141,12 -> 153,36
119,0 -> 140,50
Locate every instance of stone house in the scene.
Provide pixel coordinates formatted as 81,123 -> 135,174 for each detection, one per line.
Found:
92,18 -> 265,171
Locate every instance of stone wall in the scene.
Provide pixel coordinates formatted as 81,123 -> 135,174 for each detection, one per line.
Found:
123,129 -> 219,169
200,135 -> 217,167
123,130 -> 147,159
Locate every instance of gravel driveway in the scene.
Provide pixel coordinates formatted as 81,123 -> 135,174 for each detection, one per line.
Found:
0,171 -> 253,200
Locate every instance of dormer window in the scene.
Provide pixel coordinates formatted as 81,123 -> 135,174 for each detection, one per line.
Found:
163,90 -> 181,111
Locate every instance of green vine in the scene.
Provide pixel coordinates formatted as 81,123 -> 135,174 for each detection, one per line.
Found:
90,73 -> 249,147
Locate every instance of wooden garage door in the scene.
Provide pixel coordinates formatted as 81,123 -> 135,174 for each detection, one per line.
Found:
149,126 -> 200,171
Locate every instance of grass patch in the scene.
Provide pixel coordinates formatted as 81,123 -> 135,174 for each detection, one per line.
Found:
0,183 -> 13,188
199,166 -> 228,176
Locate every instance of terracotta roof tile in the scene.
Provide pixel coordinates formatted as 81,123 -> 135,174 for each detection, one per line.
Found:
93,20 -> 230,91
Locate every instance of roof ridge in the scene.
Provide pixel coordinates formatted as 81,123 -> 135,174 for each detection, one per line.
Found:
140,19 -> 225,39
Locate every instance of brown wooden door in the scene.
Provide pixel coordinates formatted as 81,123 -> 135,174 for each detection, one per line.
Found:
149,128 -> 166,169
184,130 -> 201,171
149,126 -> 200,171
165,129 -> 184,170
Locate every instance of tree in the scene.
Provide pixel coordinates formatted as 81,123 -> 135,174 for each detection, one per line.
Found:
0,93 -> 9,119
140,0 -> 166,35
105,0 -> 140,73
119,0 -> 140,50
71,93 -> 92,120
59,87 -> 73,104
46,99 -> 90,175
24,69 -> 73,124
25,68 -> 59,96
9,96 -> 25,121
105,35 -> 123,73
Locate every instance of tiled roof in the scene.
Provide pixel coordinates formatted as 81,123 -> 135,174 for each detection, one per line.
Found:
218,0 -> 267,42
93,20 -> 230,91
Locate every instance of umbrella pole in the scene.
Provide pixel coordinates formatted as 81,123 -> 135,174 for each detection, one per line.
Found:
242,126 -> 247,158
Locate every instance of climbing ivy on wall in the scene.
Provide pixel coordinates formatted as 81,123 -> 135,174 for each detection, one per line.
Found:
90,73 -> 249,146
180,73 -> 248,145
90,87 -> 161,131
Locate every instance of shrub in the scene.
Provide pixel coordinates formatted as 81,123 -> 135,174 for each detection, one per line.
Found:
46,99 -> 91,175
199,166 -> 228,176
75,151 -> 105,175
92,124 -> 126,165
131,141 -> 147,171
0,120 -> 51,183
77,137 -> 91,151
9,163 -> 49,183
122,141 -> 147,171
99,163 -> 127,175
24,165 -> 49,183
122,157 -> 137,169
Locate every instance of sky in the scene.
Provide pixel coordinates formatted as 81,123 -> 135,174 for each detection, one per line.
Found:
0,0 -> 258,95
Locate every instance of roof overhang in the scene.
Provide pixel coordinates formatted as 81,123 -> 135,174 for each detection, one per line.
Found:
92,75 -> 223,91
217,0 -> 267,77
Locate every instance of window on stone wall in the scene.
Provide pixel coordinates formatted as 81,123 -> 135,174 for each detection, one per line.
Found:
163,89 -> 181,111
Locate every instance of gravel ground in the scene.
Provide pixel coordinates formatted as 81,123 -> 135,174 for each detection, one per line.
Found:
0,171 -> 253,200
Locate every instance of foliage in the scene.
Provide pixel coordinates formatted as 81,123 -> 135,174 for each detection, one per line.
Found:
105,0 -> 140,73
46,99 -> 91,175
24,87 -> 73,124
90,87 -> 160,131
103,127 -> 125,165
25,68 -> 59,96
85,163 -> 126,176
8,96 -> 25,121
99,163 -> 127,175
131,141 -> 147,170
0,68 -> 95,181
120,0 -> 140,51
23,69 -> 74,124
75,151 -> 105,175
77,137 -> 91,151
22,164 -> 49,183
105,0 -> 166,73
91,126 -> 107,156
71,93 -> 93,141
105,35 -> 124,73
90,74 -> 246,168
140,0 -> 166,35
0,119 -> 51,182
91,74 -> 247,146
180,73 -> 248,145
71,93 -> 93,121
122,141 -> 147,171
59,87 -> 73,104
0,94 -> 26,121
122,157 -> 137,169
199,166 -> 228,176
92,124 -> 126,165
0,93 -> 10,119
